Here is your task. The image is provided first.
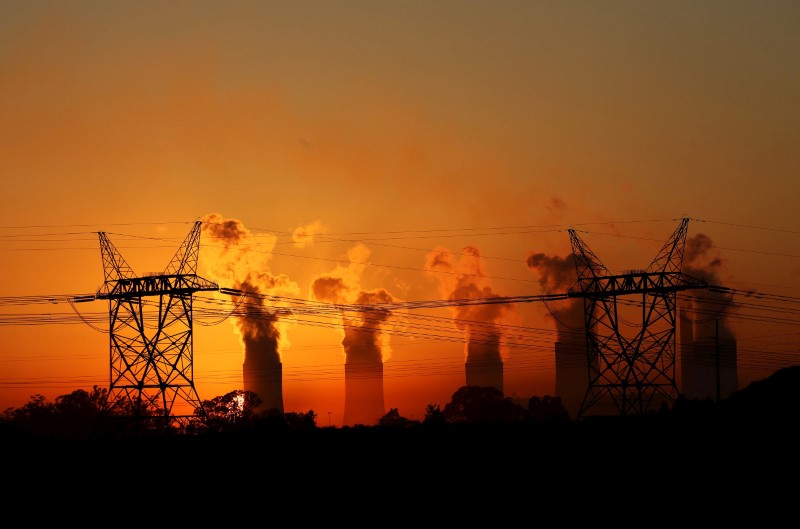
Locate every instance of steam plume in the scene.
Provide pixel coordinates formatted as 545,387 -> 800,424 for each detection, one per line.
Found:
526,252 -> 584,341
424,245 -> 518,364
293,220 -> 325,248
201,212 -> 300,361
683,233 -> 735,338
199,213 -> 301,411
680,233 -> 739,400
310,243 -> 398,425
310,243 -> 397,363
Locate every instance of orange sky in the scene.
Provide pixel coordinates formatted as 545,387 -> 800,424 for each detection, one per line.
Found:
1,2 -> 798,424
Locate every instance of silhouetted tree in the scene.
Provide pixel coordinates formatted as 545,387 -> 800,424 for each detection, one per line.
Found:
378,408 -> 419,428
423,403 -> 446,426
196,389 -> 263,432
55,386 -> 107,414
0,386 -> 109,439
442,385 -> 528,424
527,394 -> 571,423
89,391 -> 180,439
283,410 -> 318,430
1,394 -> 55,436
250,406 -> 290,431
51,386 -> 107,438
97,392 -> 164,419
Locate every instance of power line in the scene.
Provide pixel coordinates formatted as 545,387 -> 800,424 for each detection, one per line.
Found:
3,216 -> 800,408
691,218 -> 800,235
0,221 -> 194,230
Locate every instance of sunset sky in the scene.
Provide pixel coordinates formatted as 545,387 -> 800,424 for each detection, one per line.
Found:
1,1 -> 798,425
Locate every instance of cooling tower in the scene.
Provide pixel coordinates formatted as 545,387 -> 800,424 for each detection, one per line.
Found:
554,338 -> 589,419
465,358 -> 504,394
243,361 -> 284,413
680,310 -> 738,401
463,334 -> 505,393
343,362 -> 385,426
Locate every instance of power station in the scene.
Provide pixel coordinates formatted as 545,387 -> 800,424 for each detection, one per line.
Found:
72,217 -> 735,430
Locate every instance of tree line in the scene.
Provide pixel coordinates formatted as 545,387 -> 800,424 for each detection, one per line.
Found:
0,384 -> 571,440
5,364 -> 798,442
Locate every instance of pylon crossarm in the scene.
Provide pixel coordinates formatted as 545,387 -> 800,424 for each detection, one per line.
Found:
569,271 -> 708,299
648,217 -> 690,274
568,229 -> 610,284
164,221 -> 203,276
99,232 -> 137,284
97,274 -> 219,300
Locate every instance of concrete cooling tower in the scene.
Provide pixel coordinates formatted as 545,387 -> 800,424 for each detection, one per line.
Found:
243,361 -> 284,413
343,361 -> 385,426
680,310 -> 738,401
554,338 -> 589,419
465,358 -> 504,394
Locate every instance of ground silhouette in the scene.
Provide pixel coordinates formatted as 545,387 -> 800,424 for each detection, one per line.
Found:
4,368 -> 800,480
4,369 -> 800,511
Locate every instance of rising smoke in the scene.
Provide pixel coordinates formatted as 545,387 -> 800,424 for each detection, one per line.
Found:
683,233 -> 736,338
526,252 -> 584,342
200,212 -> 301,364
310,243 -> 397,425
292,220 -> 325,249
424,245 -> 518,363
310,243 -> 398,364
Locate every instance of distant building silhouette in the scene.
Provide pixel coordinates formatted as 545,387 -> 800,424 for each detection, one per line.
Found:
552,329 -> 623,418
465,358 -> 504,393
464,339 -> 504,393
680,309 -> 738,401
554,337 -> 590,419
343,361 -> 385,426
243,360 -> 284,413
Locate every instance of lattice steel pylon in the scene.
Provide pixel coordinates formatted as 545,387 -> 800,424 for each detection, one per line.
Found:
568,218 -> 708,419
95,221 -> 218,435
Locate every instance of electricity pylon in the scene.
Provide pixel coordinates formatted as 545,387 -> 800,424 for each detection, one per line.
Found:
568,218 -> 707,419
94,221 -> 218,434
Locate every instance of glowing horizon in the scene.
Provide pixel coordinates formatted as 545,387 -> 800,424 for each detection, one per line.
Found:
1,2 -> 798,425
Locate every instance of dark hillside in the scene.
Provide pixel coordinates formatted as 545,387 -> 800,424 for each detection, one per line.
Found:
723,365 -> 800,419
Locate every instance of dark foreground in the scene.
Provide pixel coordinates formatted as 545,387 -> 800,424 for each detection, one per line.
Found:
6,365 -> 800,513
7,410 -> 799,472
4,411 -> 798,522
